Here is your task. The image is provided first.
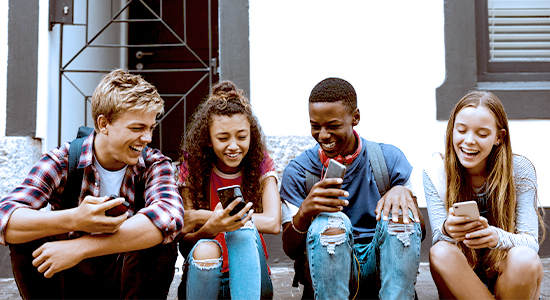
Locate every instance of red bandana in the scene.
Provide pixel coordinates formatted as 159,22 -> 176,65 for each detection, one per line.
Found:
318,130 -> 362,167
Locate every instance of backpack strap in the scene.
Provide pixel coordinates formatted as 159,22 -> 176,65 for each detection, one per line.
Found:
365,140 -> 390,196
305,170 -> 320,195
132,150 -> 148,212
61,126 -> 94,209
62,126 -> 147,212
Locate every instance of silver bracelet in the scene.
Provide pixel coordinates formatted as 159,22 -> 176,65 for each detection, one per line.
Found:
291,218 -> 307,235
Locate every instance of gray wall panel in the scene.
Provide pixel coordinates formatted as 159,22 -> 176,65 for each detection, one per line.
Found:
219,0 -> 250,101
6,0 -> 38,137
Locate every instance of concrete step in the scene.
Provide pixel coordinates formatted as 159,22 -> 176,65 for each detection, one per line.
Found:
0,259 -> 548,299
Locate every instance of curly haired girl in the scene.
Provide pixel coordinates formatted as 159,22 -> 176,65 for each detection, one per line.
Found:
176,80 -> 281,299
423,90 -> 545,299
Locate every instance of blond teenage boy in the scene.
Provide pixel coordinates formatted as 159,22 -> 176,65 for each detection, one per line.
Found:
0,69 -> 184,299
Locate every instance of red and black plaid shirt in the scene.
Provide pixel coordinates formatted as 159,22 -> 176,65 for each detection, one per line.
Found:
0,132 -> 184,245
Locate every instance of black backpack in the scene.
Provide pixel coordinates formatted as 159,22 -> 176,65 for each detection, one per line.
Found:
59,126 -> 147,211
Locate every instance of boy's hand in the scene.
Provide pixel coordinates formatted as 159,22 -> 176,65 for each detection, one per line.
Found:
297,178 -> 349,221
375,185 -> 420,224
32,239 -> 84,278
73,196 -> 127,233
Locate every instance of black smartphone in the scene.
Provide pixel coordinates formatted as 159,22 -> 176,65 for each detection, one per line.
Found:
105,194 -> 130,217
217,185 -> 247,216
324,159 -> 346,189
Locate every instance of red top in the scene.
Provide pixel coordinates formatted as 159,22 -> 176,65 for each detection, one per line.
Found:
178,152 -> 276,272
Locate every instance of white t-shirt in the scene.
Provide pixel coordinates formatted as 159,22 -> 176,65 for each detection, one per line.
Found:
94,157 -> 127,197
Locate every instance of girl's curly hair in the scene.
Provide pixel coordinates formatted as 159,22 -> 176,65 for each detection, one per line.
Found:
180,80 -> 267,212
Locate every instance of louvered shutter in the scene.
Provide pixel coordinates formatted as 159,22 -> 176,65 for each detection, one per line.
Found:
488,0 -> 550,61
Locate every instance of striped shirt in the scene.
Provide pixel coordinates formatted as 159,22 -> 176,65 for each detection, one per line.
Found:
0,132 -> 184,245
423,154 -> 539,252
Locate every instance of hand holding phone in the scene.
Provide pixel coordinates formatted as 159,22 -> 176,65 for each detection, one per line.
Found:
453,201 -> 480,220
323,159 -> 346,189
217,185 -> 247,216
105,194 -> 130,217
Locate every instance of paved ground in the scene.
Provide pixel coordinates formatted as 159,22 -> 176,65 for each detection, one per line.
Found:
0,258 -> 549,299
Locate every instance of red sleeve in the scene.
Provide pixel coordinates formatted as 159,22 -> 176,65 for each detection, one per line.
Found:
259,152 -> 275,176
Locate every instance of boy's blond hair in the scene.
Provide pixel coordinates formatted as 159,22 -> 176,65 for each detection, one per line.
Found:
91,69 -> 164,129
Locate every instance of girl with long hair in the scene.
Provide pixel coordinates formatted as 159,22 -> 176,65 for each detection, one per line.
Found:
423,90 -> 545,299
176,80 -> 281,299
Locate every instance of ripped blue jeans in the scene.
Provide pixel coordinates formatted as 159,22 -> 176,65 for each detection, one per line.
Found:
306,211 -> 421,300
182,225 -> 272,299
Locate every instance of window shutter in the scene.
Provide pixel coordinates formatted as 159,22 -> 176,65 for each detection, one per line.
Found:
488,0 -> 550,61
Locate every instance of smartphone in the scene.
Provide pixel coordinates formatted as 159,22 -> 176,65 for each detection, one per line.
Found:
324,159 -> 346,189
217,185 -> 247,216
453,201 -> 480,220
105,194 -> 131,217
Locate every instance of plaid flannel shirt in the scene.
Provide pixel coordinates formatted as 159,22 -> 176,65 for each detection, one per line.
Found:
0,132 -> 184,245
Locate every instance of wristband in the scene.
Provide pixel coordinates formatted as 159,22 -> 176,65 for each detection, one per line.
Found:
442,219 -> 451,236
291,218 -> 308,235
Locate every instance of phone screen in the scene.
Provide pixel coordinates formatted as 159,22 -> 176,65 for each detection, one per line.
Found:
217,185 -> 246,216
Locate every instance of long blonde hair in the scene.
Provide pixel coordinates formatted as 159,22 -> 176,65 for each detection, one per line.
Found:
444,90 -> 543,275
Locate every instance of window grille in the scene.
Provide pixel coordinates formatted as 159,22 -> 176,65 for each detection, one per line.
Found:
488,0 -> 550,61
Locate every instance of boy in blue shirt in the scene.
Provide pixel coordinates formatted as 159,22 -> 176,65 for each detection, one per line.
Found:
280,77 -> 423,299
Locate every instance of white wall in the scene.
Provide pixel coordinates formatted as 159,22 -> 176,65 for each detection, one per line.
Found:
30,0 -> 550,206
249,0 -> 550,207
36,0 -> 50,143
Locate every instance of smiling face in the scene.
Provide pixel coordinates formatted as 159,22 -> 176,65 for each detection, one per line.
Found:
452,105 -> 504,176
95,109 -> 157,170
309,101 -> 360,158
209,113 -> 251,174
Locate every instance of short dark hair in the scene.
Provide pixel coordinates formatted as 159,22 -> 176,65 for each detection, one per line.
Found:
309,77 -> 357,113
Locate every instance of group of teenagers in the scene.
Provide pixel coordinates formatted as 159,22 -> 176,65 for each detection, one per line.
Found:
0,69 -> 544,300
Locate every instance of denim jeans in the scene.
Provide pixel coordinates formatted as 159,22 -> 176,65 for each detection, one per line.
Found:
305,211 -> 421,300
9,239 -> 177,299
181,225 -> 273,299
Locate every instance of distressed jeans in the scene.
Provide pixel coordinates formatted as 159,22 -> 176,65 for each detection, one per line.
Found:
306,211 -> 421,300
182,226 -> 273,299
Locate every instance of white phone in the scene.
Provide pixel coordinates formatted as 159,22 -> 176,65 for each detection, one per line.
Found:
453,201 -> 480,220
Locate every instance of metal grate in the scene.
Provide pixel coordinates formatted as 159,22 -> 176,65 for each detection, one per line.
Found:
53,0 -> 217,150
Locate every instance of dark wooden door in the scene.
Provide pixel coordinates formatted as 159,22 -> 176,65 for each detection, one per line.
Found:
128,0 -> 219,160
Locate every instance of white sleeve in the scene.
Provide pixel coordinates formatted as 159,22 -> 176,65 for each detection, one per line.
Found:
281,200 -> 299,225
491,156 -> 539,252
403,176 -> 415,195
423,169 -> 457,245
